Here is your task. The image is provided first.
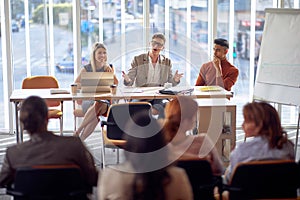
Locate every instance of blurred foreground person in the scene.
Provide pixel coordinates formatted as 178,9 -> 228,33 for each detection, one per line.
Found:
98,111 -> 193,200
164,96 -> 224,176
0,96 -> 98,188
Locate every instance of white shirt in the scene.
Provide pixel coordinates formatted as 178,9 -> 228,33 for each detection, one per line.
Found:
146,55 -> 161,86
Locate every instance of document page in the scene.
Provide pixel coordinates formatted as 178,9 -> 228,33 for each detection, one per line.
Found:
121,87 -> 143,93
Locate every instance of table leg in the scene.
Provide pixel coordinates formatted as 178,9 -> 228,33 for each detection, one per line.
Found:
294,111 -> 300,156
60,101 -> 64,136
73,100 -> 76,131
14,102 -> 19,143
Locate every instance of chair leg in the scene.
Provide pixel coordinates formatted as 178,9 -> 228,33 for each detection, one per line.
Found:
59,117 -> 63,136
73,100 -> 77,132
101,145 -> 106,168
100,128 -> 106,168
20,125 -> 24,142
117,148 -> 120,164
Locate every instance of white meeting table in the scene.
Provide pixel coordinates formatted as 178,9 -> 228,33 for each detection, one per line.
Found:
10,86 -> 233,143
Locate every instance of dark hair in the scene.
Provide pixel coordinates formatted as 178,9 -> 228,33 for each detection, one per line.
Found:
19,96 -> 48,134
243,101 -> 289,149
214,38 -> 229,48
124,111 -> 170,200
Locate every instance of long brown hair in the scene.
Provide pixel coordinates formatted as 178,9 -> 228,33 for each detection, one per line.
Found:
163,96 -> 198,142
243,101 -> 288,149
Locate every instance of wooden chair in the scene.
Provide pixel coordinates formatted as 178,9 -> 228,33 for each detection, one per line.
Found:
222,160 -> 300,200
176,159 -> 221,200
22,76 -> 63,135
100,102 -> 152,167
6,164 -> 91,200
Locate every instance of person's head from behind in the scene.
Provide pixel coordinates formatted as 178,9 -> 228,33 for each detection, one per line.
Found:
124,110 -> 168,172
20,96 -> 48,134
90,42 -> 107,71
150,32 -> 165,55
242,101 -> 287,148
164,96 -> 198,142
213,38 -> 229,60
123,110 -> 171,200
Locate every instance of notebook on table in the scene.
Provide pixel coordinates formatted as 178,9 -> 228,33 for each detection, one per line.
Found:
81,72 -> 114,93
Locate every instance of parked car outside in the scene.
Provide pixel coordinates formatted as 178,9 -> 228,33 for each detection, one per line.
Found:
12,20 -> 19,32
55,51 -> 89,72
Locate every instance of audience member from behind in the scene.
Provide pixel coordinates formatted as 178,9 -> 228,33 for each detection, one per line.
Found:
98,111 -> 193,200
74,42 -> 118,140
163,96 -> 224,176
195,38 -> 239,91
224,101 -> 295,183
0,96 -> 98,188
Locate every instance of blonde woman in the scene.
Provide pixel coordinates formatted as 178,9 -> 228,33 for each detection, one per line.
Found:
74,43 -> 118,140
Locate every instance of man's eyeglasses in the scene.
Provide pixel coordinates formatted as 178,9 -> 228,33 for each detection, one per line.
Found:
151,40 -> 164,48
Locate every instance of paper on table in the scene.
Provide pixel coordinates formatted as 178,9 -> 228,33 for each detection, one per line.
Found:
199,86 -> 222,92
50,89 -> 70,94
121,87 -> 143,93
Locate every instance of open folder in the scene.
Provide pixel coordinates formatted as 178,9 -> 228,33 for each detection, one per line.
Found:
81,72 -> 114,93
159,86 -> 194,95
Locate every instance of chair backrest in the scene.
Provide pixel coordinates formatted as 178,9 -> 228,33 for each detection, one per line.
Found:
105,102 -> 152,140
176,159 -> 216,200
22,76 -> 60,107
229,160 -> 300,200
7,164 -> 91,200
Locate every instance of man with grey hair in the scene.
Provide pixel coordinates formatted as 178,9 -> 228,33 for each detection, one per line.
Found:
123,32 -> 183,118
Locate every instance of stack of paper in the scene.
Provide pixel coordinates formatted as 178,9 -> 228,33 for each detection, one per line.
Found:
50,89 -> 70,94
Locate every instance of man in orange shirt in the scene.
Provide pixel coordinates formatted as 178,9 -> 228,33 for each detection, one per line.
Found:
195,38 -> 239,91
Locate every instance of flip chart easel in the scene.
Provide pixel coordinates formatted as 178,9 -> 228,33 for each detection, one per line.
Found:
253,8 -> 300,156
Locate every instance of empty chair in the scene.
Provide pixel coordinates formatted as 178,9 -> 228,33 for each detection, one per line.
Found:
6,164 -> 92,200
22,76 -> 63,135
223,160 -> 300,200
100,102 -> 152,167
176,159 -> 221,200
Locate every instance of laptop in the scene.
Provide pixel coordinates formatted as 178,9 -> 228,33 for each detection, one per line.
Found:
81,72 -> 114,93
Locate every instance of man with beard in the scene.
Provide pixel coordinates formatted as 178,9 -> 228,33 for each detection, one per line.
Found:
195,38 -> 239,91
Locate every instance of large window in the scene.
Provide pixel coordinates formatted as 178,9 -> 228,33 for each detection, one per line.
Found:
0,0 -> 299,135
0,10 -> 3,129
